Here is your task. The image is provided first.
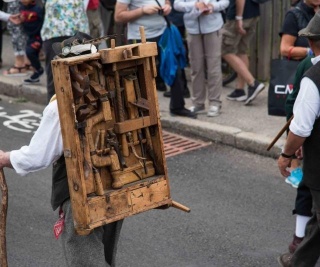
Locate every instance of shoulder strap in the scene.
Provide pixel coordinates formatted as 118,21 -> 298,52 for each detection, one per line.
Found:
295,6 -> 311,20
154,0 -> 170,27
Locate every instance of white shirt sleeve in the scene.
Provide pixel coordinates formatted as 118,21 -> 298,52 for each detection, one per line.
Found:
10,101 -> 64,176
0,11 -> 10,22
290,77 -> 320,137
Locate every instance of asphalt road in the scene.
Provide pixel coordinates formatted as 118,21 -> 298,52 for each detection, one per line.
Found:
0,96 -> 298,267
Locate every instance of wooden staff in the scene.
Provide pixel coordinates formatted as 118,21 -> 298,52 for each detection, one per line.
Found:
267,115 -> 293,151
0,169 -> 8,267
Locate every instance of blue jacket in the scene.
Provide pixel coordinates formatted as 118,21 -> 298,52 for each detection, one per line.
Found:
158,24 -> 186,86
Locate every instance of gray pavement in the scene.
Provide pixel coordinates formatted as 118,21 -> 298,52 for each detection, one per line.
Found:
0,33 -> 286,158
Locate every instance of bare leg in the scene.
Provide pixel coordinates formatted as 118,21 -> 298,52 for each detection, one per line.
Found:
14,55 -> 25,68
235,53 -> 249,89
223,53 -> 255,86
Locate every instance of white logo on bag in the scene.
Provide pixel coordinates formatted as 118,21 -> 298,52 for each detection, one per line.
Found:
274,84 -> 293,95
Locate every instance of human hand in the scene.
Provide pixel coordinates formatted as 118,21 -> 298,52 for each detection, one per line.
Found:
142,5 -> 161,15
162,4 -> 172,16
0,150 -> 12,169
236,20 -> 246,35
278,156 -> 291,177
295,146 -> 303,160
195,2 -> 209,12
202,3 -> 213,15
9,13 -> 21,25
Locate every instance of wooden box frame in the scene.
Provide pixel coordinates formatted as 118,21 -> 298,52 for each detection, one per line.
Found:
51,37 -> 175,235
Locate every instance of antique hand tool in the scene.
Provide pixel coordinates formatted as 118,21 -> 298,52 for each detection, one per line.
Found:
0,169 -> 8,267
123,76 -> 139,142
114,71 -> 129,157
92,167 -> 104,196
123,75 -> 148,172
132,76 -> 159,173
138,131 -> 147,174
106,129 -> 127,170
69,66 -> 90,100
126,132 -> 146,161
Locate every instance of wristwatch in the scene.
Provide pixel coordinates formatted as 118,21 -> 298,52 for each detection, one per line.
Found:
280,152 -> 295,159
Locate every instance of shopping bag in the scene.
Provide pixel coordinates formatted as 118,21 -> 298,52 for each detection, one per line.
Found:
268,58 -> 300,116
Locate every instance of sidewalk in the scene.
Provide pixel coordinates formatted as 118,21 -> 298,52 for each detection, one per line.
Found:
0,33 -> 286,158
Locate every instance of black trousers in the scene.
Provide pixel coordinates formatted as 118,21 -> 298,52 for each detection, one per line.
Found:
293,179 -> 313,217
26,36 -> 42,71
170,67 -> 186,111
43,36 -> 71,103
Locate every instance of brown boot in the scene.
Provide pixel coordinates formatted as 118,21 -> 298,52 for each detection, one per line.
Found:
288,234 -> 303,254
277,252 -> 292,267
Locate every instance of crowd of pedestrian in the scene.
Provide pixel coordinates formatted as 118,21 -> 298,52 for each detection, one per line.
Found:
0,0 -> 269,118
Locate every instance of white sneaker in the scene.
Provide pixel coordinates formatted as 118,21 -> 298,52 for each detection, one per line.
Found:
189,105 -> 205,113
207,105 -> 220,117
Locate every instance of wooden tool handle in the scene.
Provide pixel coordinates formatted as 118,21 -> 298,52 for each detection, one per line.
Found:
267,115 -> 293,151
115,71 -> 129,157
0,169 -> 8,267
139,26 -> 146,43
171,200 -> 191,213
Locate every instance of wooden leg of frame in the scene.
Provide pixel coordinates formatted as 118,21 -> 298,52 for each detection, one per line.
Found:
171,200 -> 191,213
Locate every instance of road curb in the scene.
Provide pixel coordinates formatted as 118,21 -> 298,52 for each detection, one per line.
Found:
0,77 -> 47,105
160,113 -> 283,159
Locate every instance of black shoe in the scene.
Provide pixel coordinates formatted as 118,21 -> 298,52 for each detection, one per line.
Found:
226,89 -> 246,101
163,91 -> 171,97
157,83 -> 167,92
170,108 -> 197,119
244,80 -> 265,105
24,67 -> 44,84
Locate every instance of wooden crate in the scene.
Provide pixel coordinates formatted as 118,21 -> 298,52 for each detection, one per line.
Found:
51,34 -> 186,235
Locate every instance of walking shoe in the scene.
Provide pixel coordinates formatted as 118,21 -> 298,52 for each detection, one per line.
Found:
226,89 -> 247,101
285,167 -> 303,188
189,104 -> 205,113
277,252 -> 292,267
170,108 -> 197,119
156,82 -> 167,92
163,91 -> 171,97
288,234 -> 303,254
24,67 -> 44,84
244,80 -> 265,105
207,105 -> 220,117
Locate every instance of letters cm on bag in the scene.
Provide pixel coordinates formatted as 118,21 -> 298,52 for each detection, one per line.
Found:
268,58 -> 298,117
